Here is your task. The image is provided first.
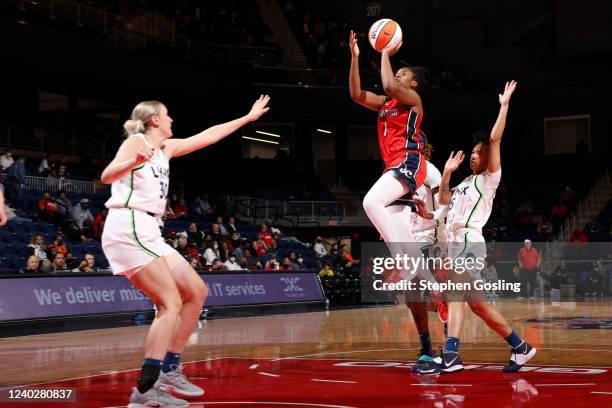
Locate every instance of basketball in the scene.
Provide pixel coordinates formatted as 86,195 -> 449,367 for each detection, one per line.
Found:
368,18 -> 403,52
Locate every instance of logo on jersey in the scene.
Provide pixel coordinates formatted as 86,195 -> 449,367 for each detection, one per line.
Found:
455,185 -> 470,196
379,108 -> 399,119
399,167 -> 414,178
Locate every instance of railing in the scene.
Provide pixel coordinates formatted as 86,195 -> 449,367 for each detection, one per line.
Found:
24,175 -> 109,195
221,195 -> 345,223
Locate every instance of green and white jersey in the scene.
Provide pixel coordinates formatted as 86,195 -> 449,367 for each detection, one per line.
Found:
105,133 -> 170,216
411,161 -> 442,239
446,168 -> 501,234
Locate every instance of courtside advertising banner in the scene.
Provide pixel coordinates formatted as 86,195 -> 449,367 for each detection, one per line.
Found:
0,272 -> 325,321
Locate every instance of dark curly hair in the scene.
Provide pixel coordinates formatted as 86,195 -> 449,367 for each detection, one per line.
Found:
406,66 -> 429,93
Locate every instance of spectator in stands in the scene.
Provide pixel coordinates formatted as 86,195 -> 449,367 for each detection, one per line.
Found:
85,253 -> 96,271
175,233 -> 191,257
38,192 -> 60,224
252,236 -> 268,257
21,255 -> 41,273
340,244 -> 360,266
0,149 -> 14,170
38,154 -> 51,176
56,190 -> 72,217
62,215 -> 91,242
550,260 -> 569,292
258,224 -> 276,248
211,258 -> 226,271
26,234 -> 50,268
216,216 -> 229,236
71,198 -> 94,230
569,227 -> 589,244
92,208 -> 107,241
227,216 -> 238,234
224,254 -> 241,271
47,233 -> 68,256
517,239 -> 540,298
313,236 -> 327,256
319,262 -> 334,278
203,241 -> 220,266
5,156 -> 26,210
210,223 -> 223,242
295,254 -> 306,270
312,251 -> 323,271
242,249 -> 260,270
227,231 -> 242,252
51,252 -> 69,272
56,164 -> 70,180
288,252 -> 300,269
560,186 -> 576,205
173,198 -> 189,219
76,259 -> 94,273
219,241 -> 231,262
551,201 -> 569,231
200,194 -> 213,215
281,257 -> 293,270
186,222 -> 204,246
232,237 -> 245,259
186,255 -> 202,271
585,260 -> 603,297
537,217 -> 553,241
265,256 -> 279,270
65,251 -> 79,270
515,200 -> 535,226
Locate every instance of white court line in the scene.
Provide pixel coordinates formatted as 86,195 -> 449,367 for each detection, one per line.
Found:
0,356 -> 228,391
249,364 -> 260,369
592,392 -> 612,395
184,403 -> 357,408
311,379 -> 357,384
258,372 -> 281,378
411,384 -> 473,387
534,383 -> 595,386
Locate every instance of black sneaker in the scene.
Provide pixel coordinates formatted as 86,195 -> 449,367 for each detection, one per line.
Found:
411,350 -> 436,373
418,350 -> 463,375
503,342 -> 536,372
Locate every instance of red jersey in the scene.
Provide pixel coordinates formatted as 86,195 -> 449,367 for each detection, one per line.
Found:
377,98 -> 423,169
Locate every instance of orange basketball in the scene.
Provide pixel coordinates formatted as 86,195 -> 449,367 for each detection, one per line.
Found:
368,19 -> 403,53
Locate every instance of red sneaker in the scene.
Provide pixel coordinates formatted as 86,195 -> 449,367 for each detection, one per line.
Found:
431,290 -> 448,323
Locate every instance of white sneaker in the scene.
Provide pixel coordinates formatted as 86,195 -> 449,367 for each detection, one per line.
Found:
159,366 -> 205,397
127,386 -> 189,407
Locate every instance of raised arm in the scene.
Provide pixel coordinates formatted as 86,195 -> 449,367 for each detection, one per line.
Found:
100,137 -> 154,185
488,80 -> 517,173
164,95 -> 270,159
349,31 -> 386,111
380,43 -> 421,108
438,151 -> 465,205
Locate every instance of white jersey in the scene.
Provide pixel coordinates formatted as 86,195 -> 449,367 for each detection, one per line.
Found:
446,169 -> 501,235
105,133 -> 170,216
411,161 -> 443,242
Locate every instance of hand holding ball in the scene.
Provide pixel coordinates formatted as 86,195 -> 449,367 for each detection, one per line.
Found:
368,19 -> 402,53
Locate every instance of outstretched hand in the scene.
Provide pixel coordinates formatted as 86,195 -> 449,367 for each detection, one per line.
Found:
382,40 -> 402,57
349,30 -> 360,58
499,80 -> 517,106
444,151 -> 465,173
247,95 -> 271,122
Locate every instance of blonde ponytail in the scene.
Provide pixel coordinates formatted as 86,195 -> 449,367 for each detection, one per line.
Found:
123,100 -> 164,136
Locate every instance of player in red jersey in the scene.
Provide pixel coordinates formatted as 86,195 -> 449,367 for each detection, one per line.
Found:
349,30 -> 428,243
349,30 -> 435,368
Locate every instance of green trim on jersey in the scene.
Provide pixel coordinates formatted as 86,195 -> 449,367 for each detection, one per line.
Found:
431,188 -> 438,243
130,209 -> 159,258
465,175 -> 483,229
124,164 -> 146,207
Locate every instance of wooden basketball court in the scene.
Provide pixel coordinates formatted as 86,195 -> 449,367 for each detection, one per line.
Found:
1,301 -> 611,407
